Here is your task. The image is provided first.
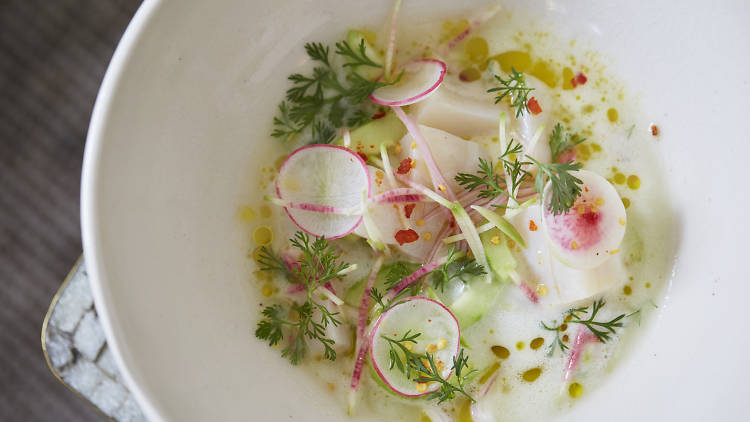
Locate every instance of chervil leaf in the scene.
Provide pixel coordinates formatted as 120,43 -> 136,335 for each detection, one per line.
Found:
255,231 -> 349,365
548,123 -> 586,162
487,68 -> 535,117
382,330 -> 476,403
527,156 -> 583,215
432,246 -> 486,292
271,39 -> 397,144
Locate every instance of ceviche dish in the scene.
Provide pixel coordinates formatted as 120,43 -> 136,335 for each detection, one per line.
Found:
241,2 -> 674,421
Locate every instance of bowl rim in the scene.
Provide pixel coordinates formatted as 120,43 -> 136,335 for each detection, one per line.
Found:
80,0 -> 165,420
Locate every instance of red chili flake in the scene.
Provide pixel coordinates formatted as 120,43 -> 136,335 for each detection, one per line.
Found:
529,220 -> 538,231
527,97 -> 542,115
394,229 -> 419,246
372,111 -> 386,120
650,124 -> 660,136
571,72 -> 588,88
404,203 -> 416,218
397,158 -> 413,175
357,152 -> 368,162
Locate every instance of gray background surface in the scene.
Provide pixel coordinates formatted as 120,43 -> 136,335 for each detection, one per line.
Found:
0,0 -> 142,420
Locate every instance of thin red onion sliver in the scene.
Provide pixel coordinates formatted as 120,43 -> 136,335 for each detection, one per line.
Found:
519,281 -> 539,304
563,326 -> 599,382
350,256 -> 384,390
372,188 -> 424,204
384,0 -> 401,79
386,261 -> 442,299
391,106 -> 457,202
440,5 -> 501,55
425,222 -> 451,264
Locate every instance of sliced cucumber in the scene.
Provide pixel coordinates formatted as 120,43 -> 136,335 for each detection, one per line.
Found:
480,227 -> 517,281
429,274 -> 501,329
346,30 -> 383,80
334,112 -> 406,156
444,279 -> 501,329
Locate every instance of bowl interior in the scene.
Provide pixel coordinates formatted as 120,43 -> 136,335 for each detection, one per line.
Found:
82,0 -> 750,420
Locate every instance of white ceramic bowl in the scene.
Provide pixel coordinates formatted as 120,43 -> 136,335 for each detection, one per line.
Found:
82,0 -> 750,420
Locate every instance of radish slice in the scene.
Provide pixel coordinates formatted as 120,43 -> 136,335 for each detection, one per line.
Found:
541,170 -> 627,269
507,204 -> 626,305
370,59 -> 447,106
369,297 -> 460,397
276,144 -> 370,239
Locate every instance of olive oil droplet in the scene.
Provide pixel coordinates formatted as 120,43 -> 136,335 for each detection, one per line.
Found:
522,367 -> 542,382
569,382 -> 584,398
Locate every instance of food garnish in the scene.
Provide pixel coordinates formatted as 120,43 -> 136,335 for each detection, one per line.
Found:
255,232 -> 351,364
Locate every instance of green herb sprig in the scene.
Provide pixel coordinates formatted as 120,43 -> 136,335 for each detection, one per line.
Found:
527,156 -> 583,216
272,40 -> 396,143
548,123 -> 586,162
382,330 -> 476,403
255,232 -> 350,364
455,139 -> 531,204
431,246 -> 486,292
541,298 -> 632,356
370,287 -> 411,315
487,68 -> 535,117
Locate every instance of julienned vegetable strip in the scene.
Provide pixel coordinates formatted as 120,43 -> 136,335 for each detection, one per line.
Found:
396,174 -> 490,282
443,222 -> 494,244
361,189 -> 386,251
470,205 -> 526,248
391,106 -> 458,202
563,326 -> 598,383
384,0 -> 402,80
451,204 -> 491,283
343,128 -> 351,148
350,255 -> 385,392
441,4 -> 502,54
387,261 -> 442,299
425,222 -> 452,264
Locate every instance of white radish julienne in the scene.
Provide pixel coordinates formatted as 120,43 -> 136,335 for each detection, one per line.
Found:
369,297 -> 460,397
541,169 -> 627,269
370,59 -> 447,106
275,144 -> 370,238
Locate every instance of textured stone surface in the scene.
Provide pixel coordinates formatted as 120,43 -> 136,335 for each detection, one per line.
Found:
62,360 -> 106,397
46,329 -> 74,368
90,378 -> 128,415
44,259 -> 146,421
114,396 -> 148,422
97,346 -> 119,379
49,266 -> 94,332
73,310 -> 106,360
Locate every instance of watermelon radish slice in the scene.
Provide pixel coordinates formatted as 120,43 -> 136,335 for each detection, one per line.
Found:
369,297 -> 460,397
541,169 -> 627,269
370,59 -> 447,106
275,144 -> 370,239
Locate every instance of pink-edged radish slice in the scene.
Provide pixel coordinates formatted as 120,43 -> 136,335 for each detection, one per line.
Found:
370,59 -> 447,106
541,169 -> 626,269
369,297 -> 460,397
276,144 -> 370,239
